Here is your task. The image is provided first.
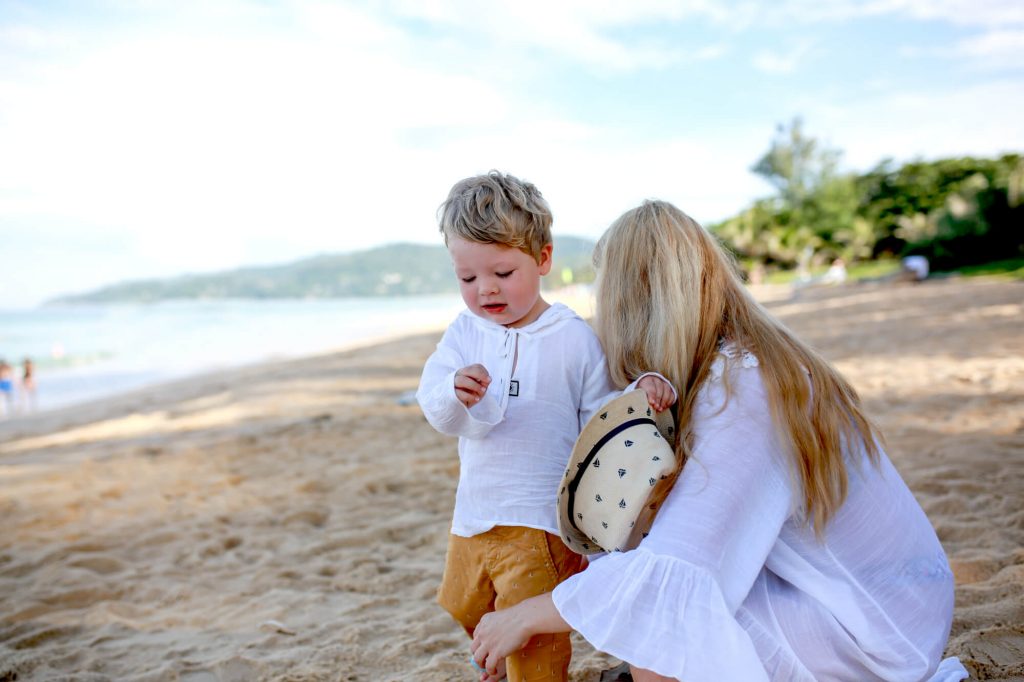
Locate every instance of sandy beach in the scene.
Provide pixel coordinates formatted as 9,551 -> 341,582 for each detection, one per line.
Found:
1,277 -> 1021,681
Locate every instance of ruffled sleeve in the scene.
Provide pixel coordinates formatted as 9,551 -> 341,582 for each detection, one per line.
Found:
554,549 -> 768,680
552,351 -> 795,680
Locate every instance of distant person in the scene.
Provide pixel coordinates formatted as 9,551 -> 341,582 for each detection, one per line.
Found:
416,171 -> 667,682
20,357 -> 37,413
796,245 -> 813,284
821,257 -> 848,285
748,261 -> 766,286
901,254 -> 930,282
0,359 -> 14,417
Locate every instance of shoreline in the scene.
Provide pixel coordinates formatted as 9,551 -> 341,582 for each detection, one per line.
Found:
1,277 -> 1021,680
0,293 -> 470,418
0,288 -> 608,421
0,322 -> 450,441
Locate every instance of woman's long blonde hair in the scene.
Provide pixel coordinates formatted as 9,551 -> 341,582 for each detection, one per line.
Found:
593,200 -> 879,535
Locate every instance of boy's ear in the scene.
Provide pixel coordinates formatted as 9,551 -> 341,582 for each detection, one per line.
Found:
537,243 -> 554,276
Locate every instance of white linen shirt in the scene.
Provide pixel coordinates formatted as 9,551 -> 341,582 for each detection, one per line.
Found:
552,346 -> 967,682
416,303 -> 616,537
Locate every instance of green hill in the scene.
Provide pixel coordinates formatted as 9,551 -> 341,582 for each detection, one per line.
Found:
52,237 -> 597,303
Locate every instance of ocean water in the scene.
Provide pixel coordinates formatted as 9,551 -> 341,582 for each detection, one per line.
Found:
0,295 -> 465,414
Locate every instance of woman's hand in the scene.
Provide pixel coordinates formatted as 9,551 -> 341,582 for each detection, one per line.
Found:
470,606 -> 532,677
470,593 -> 570,678
637,374 -> 674,412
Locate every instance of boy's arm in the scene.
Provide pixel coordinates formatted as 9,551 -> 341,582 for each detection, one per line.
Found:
577,337 -> 618,430
416,329 -> 504,440
632,372 -> 676,412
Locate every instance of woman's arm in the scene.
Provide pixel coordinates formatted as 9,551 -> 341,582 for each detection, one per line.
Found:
469,593 -> 570,676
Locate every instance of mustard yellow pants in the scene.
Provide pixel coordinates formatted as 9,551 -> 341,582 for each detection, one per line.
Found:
438,526 -> 584,682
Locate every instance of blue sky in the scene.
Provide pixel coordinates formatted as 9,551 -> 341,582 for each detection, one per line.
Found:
1,0 -> 1022,307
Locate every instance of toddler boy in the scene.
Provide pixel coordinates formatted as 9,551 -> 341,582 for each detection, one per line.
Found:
417,171 -> 615,681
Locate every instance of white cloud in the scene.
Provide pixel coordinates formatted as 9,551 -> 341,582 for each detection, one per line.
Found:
895,0 -> 1024,28
385,0 -> 728,71
803,79 -> 1024,170
753,40 -> 816,74
900,27 -> 1024,71
0,3 -> 518,278
693,43 -> 730,60
0,24 -> 69,51
750,0 -> 1024,27
956,28 -> 1024,69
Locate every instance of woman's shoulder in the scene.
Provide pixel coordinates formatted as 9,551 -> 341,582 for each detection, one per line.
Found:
709,341 -> 759,381
694,341 -> 768,417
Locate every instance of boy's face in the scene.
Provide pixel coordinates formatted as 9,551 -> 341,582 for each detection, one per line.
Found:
448,237 -> 553,328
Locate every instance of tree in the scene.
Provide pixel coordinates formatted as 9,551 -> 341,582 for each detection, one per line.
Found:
857,154 -> 1024,267
752,117 -> 842,209
716,118 -> 859,267
713,121 -> 1022,273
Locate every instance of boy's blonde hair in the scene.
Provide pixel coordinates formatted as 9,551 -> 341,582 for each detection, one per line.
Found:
438,170 -> 552,261
594,200 -> 880,536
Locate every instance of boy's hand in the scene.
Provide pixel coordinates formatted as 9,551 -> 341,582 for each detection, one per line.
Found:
637,374 -> 673,412
455,364 -> 491,408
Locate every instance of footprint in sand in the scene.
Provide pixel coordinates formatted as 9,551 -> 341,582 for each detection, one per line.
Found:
180,656 -> 263,682
959,627 -> 1024,679
282,507 -> 330,527
4,623 -> 80,649
67,554 -> 126,575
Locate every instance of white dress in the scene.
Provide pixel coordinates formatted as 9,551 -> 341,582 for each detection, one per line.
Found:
552,347 -> 968,681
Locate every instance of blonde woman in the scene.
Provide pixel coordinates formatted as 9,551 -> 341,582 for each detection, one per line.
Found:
470,201 -> 967,681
